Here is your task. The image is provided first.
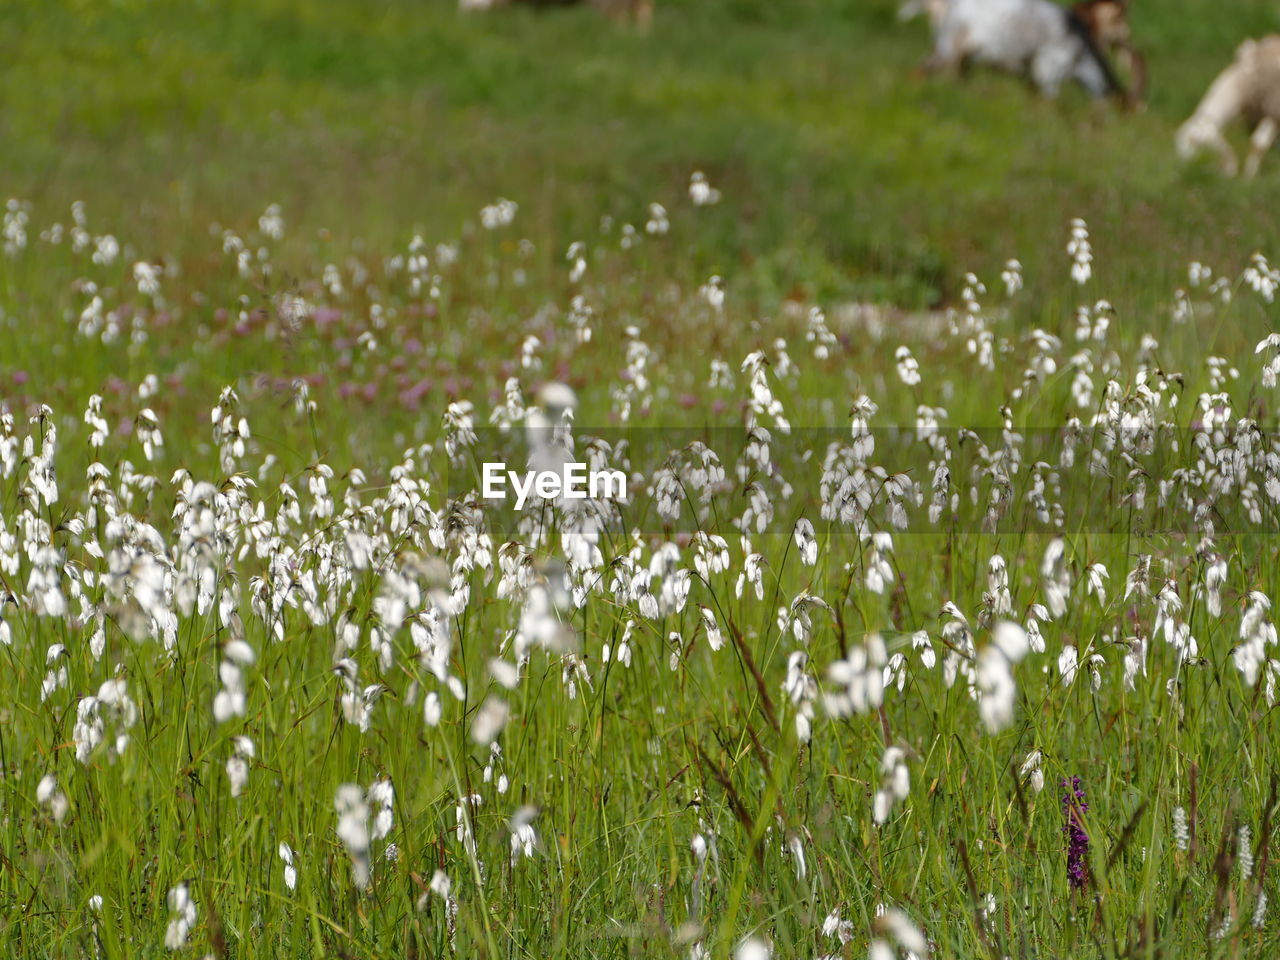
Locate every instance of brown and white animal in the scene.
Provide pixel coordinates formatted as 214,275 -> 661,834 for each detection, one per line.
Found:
1071,0 -> 1146,105
925,0 -> 1123,98
900,0 -> 1126,100
459,0 -> 653,29
1176,35 -> 1280,178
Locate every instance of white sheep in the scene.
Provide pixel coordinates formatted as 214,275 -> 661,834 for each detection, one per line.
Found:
1177,35 -> 1280,178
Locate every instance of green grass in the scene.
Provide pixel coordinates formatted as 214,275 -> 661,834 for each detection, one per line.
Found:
2,0 -> 1280,957
0,0 -> 1278,309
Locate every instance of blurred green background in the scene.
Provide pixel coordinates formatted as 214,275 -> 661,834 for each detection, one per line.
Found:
3,0 -> 1279,310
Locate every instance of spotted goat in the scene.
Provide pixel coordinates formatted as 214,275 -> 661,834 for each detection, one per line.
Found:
901,0 -> 1126,100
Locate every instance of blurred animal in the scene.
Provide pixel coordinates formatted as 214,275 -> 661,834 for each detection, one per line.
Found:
1176,35 -> 1280,178
459,0 -> 652,28
1071,0 -> 1145,104
903,0 -> 1124,100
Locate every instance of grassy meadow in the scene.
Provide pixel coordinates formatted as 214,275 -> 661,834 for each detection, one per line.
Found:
3,0 -> 1280,957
